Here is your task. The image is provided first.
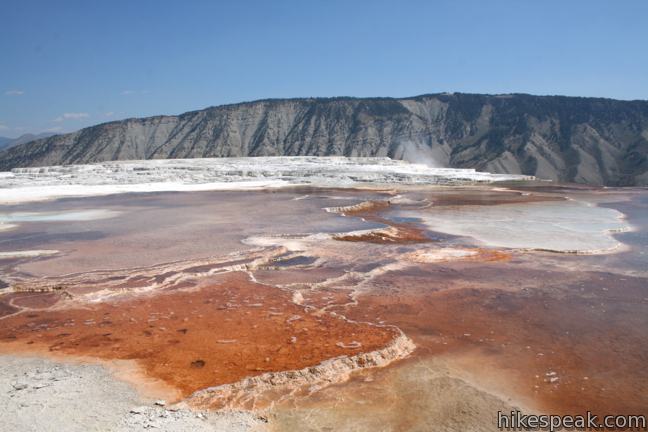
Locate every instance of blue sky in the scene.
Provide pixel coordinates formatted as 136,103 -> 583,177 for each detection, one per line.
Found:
1,0 -> 647,137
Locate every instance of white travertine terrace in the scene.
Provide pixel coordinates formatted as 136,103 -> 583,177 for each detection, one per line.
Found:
402,200 -> 631,254
0,157 -> 534,204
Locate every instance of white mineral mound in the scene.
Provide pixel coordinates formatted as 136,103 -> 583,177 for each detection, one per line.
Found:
0,157 -> 533,204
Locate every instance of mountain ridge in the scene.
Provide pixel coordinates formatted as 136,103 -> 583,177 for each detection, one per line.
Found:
0,133 -> 59,152
1,93 -> 647,185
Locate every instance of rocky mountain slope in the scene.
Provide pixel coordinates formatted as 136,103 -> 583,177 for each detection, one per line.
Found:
0,133 -> 58,152
1,93 -> 647,185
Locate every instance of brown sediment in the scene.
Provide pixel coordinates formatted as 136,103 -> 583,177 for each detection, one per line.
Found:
403,247 -> 511,264
6,291 -> 64,309
186,333 -> 415,410
420,189 -> 567,206
2,249 -> 285,302
252,267 -> 347,288
329,200 -> 430,244
0,300 -> 19,318
339,267 -> 648,416
0,272 -> 399,400
466,248 -> 511,263
326,200 -> 391,216
333,226 -> 429,244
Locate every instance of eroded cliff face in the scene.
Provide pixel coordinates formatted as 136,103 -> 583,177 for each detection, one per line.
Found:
1,93 -> 647,185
